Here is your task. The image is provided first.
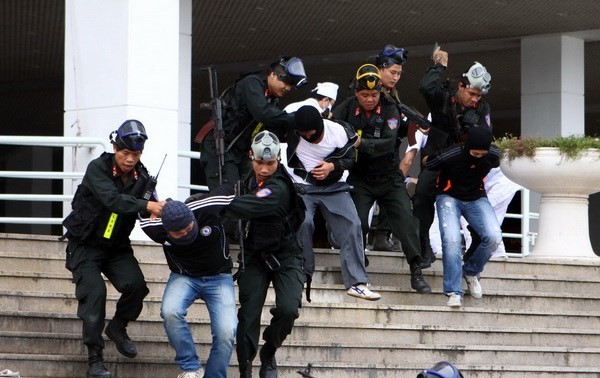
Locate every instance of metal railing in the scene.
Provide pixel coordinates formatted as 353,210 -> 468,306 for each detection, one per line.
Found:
0,136 -> 537,255
503,188 -> 538,257
0,135 -> 207,220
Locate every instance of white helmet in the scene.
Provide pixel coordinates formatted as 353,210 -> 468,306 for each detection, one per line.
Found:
463,61 -> 491,94
251,131 -> 280,161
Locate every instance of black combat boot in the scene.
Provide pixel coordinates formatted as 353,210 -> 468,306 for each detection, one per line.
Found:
87,346 -> 112,378
259,343 -> 278,378
239,361 -> 252,378
105,318 -> 138,358
410,260 -> 432,293
372,230 -> 400,252
419,237 -> 437,269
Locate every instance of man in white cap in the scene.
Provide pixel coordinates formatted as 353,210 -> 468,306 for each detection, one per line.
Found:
284,81 -> 339,117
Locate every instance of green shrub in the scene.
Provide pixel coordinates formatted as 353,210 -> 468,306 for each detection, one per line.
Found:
495,135 -> 600,161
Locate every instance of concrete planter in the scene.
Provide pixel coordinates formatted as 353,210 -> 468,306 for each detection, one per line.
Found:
500,147 -> 600,258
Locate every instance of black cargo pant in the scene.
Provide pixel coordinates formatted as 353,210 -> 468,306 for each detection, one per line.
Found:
66,240 -> 149,348
236,250 -> 305,366
348,172 -> 422,264
200,135 -> 251,191
412,168 -> 439,255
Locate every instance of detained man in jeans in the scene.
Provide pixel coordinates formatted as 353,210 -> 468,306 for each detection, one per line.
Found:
424,127 -> 502,308
140,189 -> 237,378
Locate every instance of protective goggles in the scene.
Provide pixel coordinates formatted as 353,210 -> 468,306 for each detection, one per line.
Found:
279,57 -> 308,88
251,131 -> 280,160
117,120 -> 148,140
470,66 -> 491,82
464,62 -> 492,94
114,120 -> 147,151
381,45 -> 408,65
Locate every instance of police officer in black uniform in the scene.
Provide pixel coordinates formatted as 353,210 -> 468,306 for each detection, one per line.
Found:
62,120 -> 165,378
415,49 -> 492,268
371,44 -> 409,252
332,64 -> 431,294
199,56 -> 308,190
221,131 -> 306,378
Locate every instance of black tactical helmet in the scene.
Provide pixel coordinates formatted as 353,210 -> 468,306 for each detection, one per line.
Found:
376,44 -> 408,67
272,57 -> 308,89
355,64 -> 382,91
111,119 -> 148,151
417,361 -> 464,378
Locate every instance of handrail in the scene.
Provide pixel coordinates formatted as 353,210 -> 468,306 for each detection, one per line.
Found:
0,136 -> 111,151
0,135 -> 207,220
0,136 -> 537,255
0,171 -> 84,179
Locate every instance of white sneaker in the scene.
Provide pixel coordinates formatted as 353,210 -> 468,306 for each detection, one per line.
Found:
177,367 -> 204,378
446,293 -> 462,307
347,284 -> 382,301
0,370 -> 20,378
464,275 -> 483,298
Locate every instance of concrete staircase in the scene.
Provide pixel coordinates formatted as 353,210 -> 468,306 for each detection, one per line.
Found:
1,233 -> 600,377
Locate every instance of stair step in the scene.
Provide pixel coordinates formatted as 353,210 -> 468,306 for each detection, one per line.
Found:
3,354 -> 600,378
1,276 -> 599,313
3,310 -> 600,350
2,330 -> 600,367
2,290 -> 600,331
4,233 -> 600,377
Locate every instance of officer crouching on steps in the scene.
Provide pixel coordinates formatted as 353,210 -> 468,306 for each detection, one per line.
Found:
61,120 -> 166,378
221,131 -> 306,378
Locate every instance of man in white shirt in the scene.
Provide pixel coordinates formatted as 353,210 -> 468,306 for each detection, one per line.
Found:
285,105 -> 380,301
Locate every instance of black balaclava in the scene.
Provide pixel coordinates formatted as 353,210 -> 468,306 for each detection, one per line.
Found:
463,126 -> 492,163
465,126 -> 492,151
294,105 -> 324,143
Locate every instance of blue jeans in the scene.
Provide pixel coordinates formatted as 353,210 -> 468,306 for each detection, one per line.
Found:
436,195 -> 502,296
161,272 -> 237,377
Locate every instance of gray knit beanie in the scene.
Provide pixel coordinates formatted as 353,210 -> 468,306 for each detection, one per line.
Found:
162,200 -> 194,232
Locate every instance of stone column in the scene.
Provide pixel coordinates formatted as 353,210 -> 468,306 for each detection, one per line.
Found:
519,35 -> 589,258
64,0 -> 191,240
521,35 -> 585,137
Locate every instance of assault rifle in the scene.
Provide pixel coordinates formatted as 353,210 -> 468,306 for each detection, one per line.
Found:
197,66 -> 225,184
397,102 -> 431,131
208,66 -> 225,185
